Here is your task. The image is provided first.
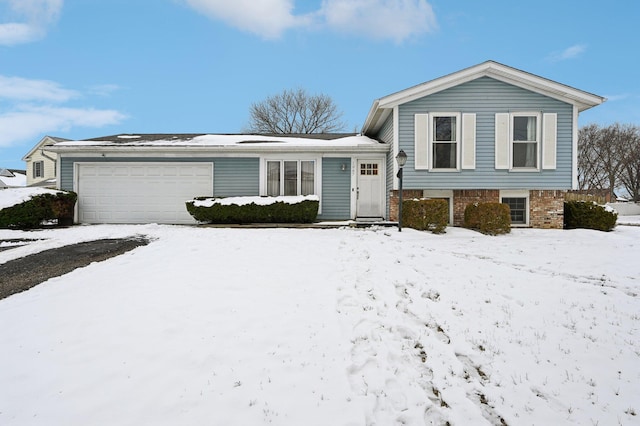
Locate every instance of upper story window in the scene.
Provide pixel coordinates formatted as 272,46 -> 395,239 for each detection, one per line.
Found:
511,114 -> 540,169
266,160 -> 315,196
33,161 -> 44,178
415,112 -> 475,171
495,112 -> 557,171
432,115 -> 459,169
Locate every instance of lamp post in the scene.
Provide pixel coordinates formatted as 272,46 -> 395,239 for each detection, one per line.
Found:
395,149 -> 407,232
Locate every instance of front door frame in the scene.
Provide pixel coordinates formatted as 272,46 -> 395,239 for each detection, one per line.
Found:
353,157 -> 386,219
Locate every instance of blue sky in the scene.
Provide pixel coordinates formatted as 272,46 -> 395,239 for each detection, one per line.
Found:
1,0 -> 638,169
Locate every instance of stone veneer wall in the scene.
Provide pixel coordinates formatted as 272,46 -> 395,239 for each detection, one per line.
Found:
389,189 -> 566,229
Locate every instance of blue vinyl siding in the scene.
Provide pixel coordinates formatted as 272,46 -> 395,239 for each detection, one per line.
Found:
377,114 -> 396,219
212,158 -> 259,196
318,158 -> 351,220
397,76 -> 574,190
59,157 -> 259,195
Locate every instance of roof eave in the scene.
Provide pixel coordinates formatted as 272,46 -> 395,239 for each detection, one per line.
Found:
362,61 -> 605,131
44,144 -> 390,154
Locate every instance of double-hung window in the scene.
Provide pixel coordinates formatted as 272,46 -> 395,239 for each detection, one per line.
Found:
431,114 -> 459,170
266,160 -> 315,196
33,161 -> 44,178
511,113 -> 539,169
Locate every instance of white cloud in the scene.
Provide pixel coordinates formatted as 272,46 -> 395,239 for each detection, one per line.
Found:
184,0 -> 308,39
0,105 -> 127,148
547,44 -> 587,62
318,0 -> 437,42
0,75 -> 78,102
183,0 -> 436,42
0,0 -> 63,45
0,75 -> 126,148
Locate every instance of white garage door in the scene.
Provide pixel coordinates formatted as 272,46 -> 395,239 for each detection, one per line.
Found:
77,162 -> 213,224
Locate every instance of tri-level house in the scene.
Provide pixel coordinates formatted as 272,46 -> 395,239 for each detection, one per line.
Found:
44,61 -> 604,227
362,60 -> 605,228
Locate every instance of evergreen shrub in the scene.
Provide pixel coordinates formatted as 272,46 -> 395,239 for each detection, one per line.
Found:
0,191 -> 77,229
402,198 -> 448,234
186,197 -> 319,224
564,200 -> 617,231
463,202 -> 511,235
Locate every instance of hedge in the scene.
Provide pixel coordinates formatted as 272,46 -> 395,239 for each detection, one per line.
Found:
402,198 -> 449,234
463,202 -> 511,235
564,200 -> 617,231
186,196 -> 319,224
0,191 -> 77,229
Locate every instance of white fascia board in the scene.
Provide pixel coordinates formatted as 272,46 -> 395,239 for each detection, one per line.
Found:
372,60 -> 605,112
22,135 -> 58,161
362,103 -> 394,136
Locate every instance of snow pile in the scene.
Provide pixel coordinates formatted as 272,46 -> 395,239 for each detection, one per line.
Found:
0,224 -> 638,425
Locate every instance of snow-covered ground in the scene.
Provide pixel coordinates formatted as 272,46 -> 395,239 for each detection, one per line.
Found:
1,221 -> 638,425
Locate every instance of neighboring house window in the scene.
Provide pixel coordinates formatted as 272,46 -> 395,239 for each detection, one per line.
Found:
501,190 -> 529,226
266,160 -> 315,196
512,114 -> 539,169
431,115 -> 459,170
33,161 -> 44,178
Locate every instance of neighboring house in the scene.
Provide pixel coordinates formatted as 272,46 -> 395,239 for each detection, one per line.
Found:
362,60 -> 605,228
0,168 -> 27,188
22,136 -> 69,187
45,61 -> 604,227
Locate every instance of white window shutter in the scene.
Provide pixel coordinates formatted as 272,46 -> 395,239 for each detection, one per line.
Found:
542,113 -> 557,170
414,113 -> 429,170
461,113 -> 476,169
495,113 -> 509,169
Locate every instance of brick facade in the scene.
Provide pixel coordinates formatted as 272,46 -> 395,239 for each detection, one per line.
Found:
389,189 -> 566,229
529,190 -> 565,229
389,190 -> 423,221
452,190 -> 499,226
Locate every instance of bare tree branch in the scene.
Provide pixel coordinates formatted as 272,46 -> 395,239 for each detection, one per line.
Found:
245,88 -> 346,134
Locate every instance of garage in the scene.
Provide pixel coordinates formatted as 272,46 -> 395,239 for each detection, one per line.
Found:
76,162 -> 213,224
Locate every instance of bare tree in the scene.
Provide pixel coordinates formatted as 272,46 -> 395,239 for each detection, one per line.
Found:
578,123 -> 605,190
617,124 -> 640,201
578,123 -> 640,201
245,88 -> 346,134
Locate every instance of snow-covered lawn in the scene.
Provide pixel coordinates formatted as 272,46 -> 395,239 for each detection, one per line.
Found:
1,223 -> 638,425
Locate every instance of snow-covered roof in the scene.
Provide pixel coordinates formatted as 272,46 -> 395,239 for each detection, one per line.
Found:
45,133 -> 388,154
0,169 -> 26,187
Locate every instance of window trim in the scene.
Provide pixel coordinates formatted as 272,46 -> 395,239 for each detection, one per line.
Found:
260,157 -> 322,212
33,161 -> 44,178
428,112 -> 461,171
500,190 -> 530,227
510,112 -> 541,171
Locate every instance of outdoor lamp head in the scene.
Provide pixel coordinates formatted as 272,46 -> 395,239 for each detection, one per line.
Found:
396,149 -> 407,167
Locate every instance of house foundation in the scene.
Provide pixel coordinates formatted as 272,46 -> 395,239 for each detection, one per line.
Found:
389,189 -> 566,229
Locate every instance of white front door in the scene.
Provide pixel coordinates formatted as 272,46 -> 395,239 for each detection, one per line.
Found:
356,160 -> 384,218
